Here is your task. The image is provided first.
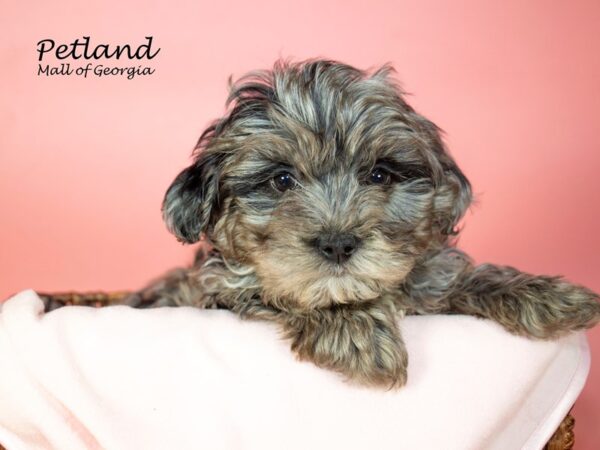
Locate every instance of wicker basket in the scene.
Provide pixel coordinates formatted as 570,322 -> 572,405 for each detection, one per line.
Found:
0,291 -> 578,449
0,413 -> 576,450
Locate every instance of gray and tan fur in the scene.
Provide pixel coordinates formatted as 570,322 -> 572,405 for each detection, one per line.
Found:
43,59 -> 600,388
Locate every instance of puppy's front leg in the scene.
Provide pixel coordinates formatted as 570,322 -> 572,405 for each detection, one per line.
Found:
402,250 -> 599,338
448,264 -> 600,339
282,299 -> 408,388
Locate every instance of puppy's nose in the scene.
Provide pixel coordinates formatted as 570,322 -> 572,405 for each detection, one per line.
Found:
315,233 -> 360,264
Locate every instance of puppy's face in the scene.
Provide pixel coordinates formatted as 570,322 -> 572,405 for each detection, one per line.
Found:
163,60 -> 471,309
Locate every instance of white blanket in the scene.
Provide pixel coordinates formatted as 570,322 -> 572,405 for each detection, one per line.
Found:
0,290 -> 590,450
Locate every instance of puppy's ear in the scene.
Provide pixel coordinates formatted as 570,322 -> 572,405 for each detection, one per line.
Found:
437,161 -> 472,236
371,65 -> 472,237
162,151 -> 222,244
407,112 -> 472,237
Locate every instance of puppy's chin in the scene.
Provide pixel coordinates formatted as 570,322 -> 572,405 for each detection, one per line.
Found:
253,250 -> 415,310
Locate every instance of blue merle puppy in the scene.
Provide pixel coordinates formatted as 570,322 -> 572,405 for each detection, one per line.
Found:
42,59 -> 600,388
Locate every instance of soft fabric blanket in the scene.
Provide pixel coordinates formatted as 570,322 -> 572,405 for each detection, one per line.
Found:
0,289 -> 590,450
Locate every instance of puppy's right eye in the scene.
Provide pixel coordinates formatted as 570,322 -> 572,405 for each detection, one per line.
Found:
367,167 -> 392,185
271,172 -> 297,192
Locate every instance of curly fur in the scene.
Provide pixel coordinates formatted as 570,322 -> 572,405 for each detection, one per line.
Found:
44,59 -> 600,388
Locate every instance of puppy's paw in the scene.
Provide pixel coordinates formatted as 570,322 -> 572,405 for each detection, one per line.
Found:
528,280 -> 600,338
285,301 -> 408,388
451,264 -> 600,340
492,275 -> 600,339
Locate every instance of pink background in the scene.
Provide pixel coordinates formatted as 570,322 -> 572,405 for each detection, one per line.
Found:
1,0 -> 599,446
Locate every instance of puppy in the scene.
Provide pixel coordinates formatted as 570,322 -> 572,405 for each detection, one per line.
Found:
42,59 -> 600,388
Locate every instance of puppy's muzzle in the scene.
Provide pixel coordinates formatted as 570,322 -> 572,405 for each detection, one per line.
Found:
315,233 -> 360,264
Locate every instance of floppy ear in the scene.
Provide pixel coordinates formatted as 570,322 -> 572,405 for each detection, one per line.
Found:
371,64 -> 472,238
162,151 -> 222,244
437,161 -> 472,236
407,111 -> 472,237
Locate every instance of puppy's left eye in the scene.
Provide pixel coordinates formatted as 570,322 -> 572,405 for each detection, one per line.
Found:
271,172 -> 297,192
367,167 -> 392,185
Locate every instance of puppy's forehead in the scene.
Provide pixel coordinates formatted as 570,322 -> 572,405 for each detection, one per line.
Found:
227,71 -> 417,177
